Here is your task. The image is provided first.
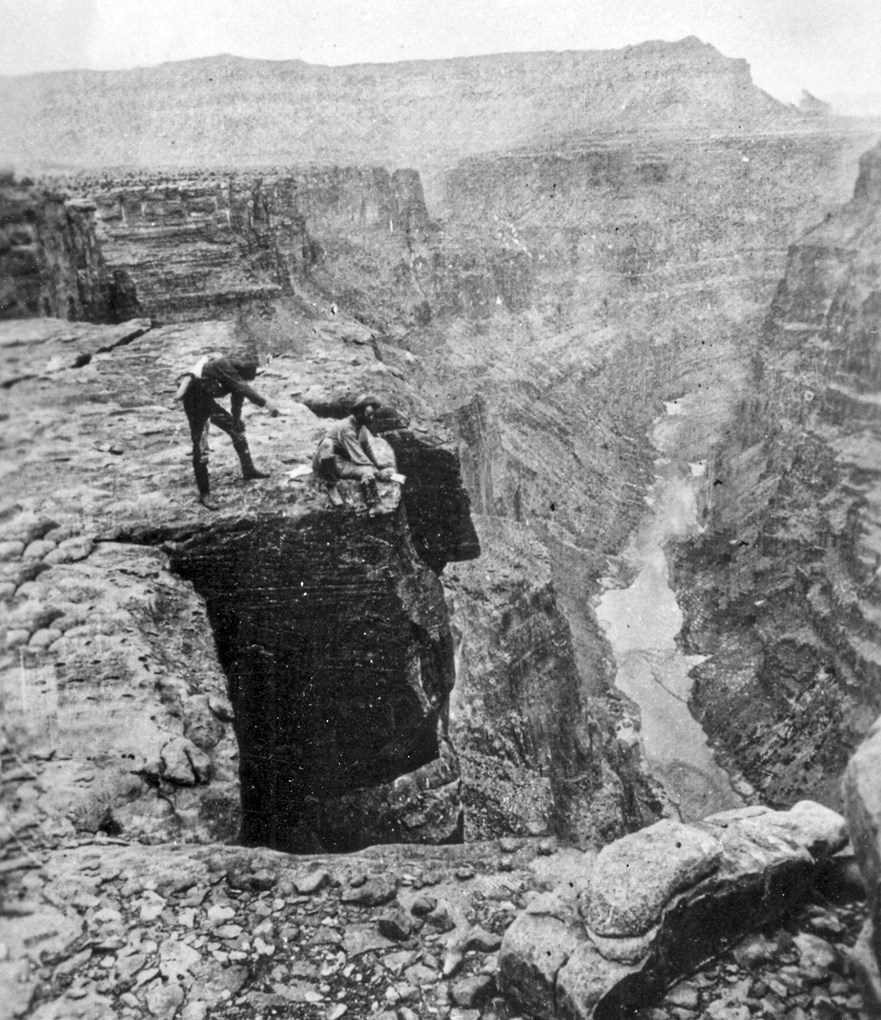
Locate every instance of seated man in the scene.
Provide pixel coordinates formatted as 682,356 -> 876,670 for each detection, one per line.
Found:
176,350 -> 280,509
312,393 -> 395,507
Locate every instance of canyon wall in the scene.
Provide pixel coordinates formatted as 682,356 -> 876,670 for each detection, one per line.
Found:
3,42 -> 878,860
0,176 -> 111,320
673,142 -> 881,809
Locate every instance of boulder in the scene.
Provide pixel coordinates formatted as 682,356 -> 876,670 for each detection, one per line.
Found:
499,800 -> 848,1020
842,717 -> 881,1008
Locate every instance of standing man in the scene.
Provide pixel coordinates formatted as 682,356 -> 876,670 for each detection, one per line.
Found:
177,350 -> 280,509
312,393 -> 395,507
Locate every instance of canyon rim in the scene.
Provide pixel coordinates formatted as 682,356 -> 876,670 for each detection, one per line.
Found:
2,31 -> 881,1020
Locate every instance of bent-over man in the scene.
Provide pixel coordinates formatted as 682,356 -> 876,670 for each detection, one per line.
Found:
177,351 -> 279,509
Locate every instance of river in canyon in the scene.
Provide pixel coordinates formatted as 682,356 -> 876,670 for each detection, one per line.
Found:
595,401 -> 745,821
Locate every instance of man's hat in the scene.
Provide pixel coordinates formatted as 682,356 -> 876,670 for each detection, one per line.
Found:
352,393 -> 382,413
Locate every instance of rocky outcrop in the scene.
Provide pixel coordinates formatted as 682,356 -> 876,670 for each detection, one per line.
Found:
0,176 -> 112,321
0,311 -> 481,854
1,518 -> 240,849
499,801 -> 848,1019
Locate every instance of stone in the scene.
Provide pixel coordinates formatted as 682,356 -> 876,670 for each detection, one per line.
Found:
732,933 -> 777,969
6,628 -> 30,649
180,1003 -> 209,1020
341,876 -> 396,906
295,869 -> 330,895
145,980 -> 185,1018
442,950 -> 464,978
792,932 -> 839,980
451,975 -> 495,1008
378,909 -> 415,941
461,926 -> 502,953
404,963 -> 438,985
23,539 -> 56,560
425,902 -> 456,932
584,819 -> 724,936
28,627 -> 62,648
0,540 -> 25,561
159,737 -> 212,786
158,939 -> 201,981
43,536 -> 94,565
499,911 -> 585,1019
410,895 -> 437,916
664,981 -> 700,1009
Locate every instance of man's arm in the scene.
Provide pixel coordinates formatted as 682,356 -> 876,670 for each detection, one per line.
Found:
336,421 -> 375,466
209,361 -> 279,415
358,427 -> 394,477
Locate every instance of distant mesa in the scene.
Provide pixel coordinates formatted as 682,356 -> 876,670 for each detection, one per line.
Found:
0,38 -> 794,184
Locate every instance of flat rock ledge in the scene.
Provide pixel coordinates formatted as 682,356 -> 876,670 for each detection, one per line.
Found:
499,800 -> 847,1020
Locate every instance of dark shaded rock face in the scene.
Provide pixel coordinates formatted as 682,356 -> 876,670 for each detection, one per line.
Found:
162,507 -> 459,853
673,142 -> 881,808
0,179 -> 111,320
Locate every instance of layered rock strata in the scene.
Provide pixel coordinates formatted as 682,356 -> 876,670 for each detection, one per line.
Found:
674,142 -> 881,807
499,801 -> 848,1019
0,176 -> 111,320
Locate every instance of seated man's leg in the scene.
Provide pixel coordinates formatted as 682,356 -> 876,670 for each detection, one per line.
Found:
332,459 -> 375,481
332,459 -> 379,506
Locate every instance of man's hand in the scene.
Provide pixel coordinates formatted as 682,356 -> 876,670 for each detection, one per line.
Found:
264,401 -> 281,418
377,467 -> 395,481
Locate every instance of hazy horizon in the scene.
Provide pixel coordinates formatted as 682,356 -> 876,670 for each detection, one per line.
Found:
3,0 -> 881,110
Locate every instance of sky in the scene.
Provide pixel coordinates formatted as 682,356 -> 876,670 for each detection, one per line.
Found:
2,0 -> 880,106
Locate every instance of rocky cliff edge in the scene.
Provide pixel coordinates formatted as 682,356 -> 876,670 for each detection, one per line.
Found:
0,311 -> 479,858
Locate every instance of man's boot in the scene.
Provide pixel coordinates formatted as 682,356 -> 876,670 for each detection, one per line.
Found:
361,475 -> 380,508
234,437 -> 269,481
194,462 -> 218,511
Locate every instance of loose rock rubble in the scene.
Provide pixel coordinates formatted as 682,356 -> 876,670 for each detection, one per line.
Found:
0,833 -> 871,1020
643,898 -> 869,1020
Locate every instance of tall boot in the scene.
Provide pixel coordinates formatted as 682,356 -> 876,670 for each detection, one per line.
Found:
361,475 -> 380,508
194,461 -> 218,510
234,436 -> 269,481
